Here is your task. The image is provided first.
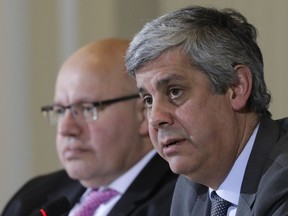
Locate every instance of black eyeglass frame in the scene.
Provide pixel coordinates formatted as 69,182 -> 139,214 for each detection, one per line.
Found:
41,94 -> 140,113
41,94 -> 140,125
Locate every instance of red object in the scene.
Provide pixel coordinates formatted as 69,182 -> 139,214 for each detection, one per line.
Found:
40,209 -> 47,216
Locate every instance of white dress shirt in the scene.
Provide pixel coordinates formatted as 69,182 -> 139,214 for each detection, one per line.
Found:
69,150 -> 157,216
209,124 -> 259,216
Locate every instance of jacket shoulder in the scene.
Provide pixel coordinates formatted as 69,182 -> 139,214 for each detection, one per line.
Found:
1,170 -> 82,216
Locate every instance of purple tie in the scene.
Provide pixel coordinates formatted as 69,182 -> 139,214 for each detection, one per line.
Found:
74,188 -> 118,216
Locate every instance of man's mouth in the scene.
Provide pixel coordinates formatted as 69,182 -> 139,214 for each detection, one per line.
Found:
164,140 -> 180,148
163,138 -> 186,148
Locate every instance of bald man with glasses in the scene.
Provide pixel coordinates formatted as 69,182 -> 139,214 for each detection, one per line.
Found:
2,38 -> 177,216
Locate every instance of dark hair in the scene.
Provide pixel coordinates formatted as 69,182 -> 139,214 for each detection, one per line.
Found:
126,6 -> 271,117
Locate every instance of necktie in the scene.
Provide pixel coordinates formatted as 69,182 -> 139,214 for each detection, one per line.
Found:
210,191 -> 231,216
74,188 -> 118,216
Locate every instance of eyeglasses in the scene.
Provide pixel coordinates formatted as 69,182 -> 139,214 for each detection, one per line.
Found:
41,94 -> 139,125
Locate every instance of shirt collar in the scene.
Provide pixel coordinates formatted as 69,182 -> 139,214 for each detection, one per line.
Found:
108,149 -> 156,194
209,124 -> 259,205
85,149 -> 156,196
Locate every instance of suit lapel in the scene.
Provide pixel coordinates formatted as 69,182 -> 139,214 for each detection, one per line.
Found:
191,191 -> 210,216
46,173 -> 85,216
238,117 -> 281,214
171,175 -> 210,216
108,154 -> 176,215
236,193 -> 255,216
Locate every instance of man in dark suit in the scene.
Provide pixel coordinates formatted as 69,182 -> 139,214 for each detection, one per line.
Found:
2,38 -> 177,216
125,5 -> 288,215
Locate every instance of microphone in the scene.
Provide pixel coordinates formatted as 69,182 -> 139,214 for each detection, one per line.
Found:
30,196 -> 71,216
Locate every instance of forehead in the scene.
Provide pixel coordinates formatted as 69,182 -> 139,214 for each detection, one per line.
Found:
55,71 -> 104,103
55,56 -> 137,104
135,49 -> 196,91
55,62 -> 117,102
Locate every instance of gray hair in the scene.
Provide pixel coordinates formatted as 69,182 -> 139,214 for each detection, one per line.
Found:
126,6 -> 271,117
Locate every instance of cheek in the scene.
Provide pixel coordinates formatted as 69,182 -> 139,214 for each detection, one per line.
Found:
88,119 -> 125,151
56,135 -> 65,161
88,126 -> 108,146
148,126 -> 158,147
177,98 -> 234,151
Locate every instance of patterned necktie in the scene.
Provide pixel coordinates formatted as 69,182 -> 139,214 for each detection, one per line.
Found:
74,188 -> 118,216
210,191 -> 231,216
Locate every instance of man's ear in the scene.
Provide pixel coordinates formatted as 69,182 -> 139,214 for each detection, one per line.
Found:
136,99 -> 149,136
230,65 -> 252,111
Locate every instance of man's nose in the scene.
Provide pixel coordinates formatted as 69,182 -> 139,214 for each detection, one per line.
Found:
148,99 -> 173,129
57,109 -> 81,136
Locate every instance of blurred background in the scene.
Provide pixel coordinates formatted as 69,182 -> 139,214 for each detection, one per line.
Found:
1,0 -> 287,211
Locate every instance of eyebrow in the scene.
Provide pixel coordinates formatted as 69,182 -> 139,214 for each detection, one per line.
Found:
138,74 -> 184,95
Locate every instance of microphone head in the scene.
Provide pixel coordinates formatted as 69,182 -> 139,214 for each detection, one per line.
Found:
30,196 -> 70,216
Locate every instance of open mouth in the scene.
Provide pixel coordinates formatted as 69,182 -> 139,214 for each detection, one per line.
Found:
164,140 -> 181,148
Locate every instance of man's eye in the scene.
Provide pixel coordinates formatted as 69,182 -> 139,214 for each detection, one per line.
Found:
81,104 -> 95,113
169,88 -> 182,99
53,106 -> 65,115
143,96 -> 153,108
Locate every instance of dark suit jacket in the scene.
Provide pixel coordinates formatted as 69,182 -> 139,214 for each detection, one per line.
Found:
2,154 -> 178,216
170,117 -> 288,216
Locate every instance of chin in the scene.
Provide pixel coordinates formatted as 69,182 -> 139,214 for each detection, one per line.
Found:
168,162 -> 182,174
65,164 -> 89,180
66,167 -> 81,178
168,157 -> 190,175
